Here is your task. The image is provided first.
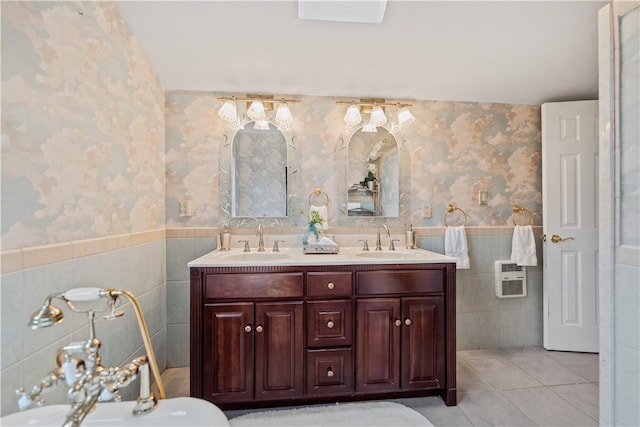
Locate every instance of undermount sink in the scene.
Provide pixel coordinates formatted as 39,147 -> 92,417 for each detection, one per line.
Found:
221,252 -> 291,262
356,251 -> 424,260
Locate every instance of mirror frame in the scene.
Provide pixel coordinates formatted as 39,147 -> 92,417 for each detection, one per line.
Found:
220,116 -> 300,228
335,123 -> 410,227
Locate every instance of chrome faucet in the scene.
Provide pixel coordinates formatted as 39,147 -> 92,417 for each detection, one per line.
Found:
16,288 -> 163,426
375,225 -> 390,251
257,224 -> 265,252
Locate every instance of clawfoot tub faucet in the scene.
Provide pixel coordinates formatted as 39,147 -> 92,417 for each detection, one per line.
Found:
16,287 -> 165,427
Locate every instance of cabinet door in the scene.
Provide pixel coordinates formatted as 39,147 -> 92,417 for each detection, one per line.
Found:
355,298 -> 400,392
401,297 -> 445,390
255,302 -> 304,400
203,303 -> 254,403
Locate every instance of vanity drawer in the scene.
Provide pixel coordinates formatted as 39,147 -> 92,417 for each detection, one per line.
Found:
357,270 -> 444,295
204,273 -> 303,300
306,300 -> 353,347
306,272 -> 352,298
306,348 -> 353,396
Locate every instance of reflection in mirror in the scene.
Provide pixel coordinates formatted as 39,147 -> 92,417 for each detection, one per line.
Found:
347,128 -> 398,217
233,122 -> 287,217
220,118 -> 299,228
336,123 -> 409,227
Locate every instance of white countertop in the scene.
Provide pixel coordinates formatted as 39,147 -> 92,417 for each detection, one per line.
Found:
188,246 -> 456,267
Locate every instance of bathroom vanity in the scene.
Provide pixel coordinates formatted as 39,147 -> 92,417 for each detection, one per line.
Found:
189,248 -> 457,409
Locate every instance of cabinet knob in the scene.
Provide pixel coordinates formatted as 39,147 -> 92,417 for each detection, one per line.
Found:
405,318 -> 412,326
327,282 -> 335,290
394,319 -> 402,327
256,325 -> 264,333
244,325 -> 252,333
326,368 -> 334,378
326,320 -> 335,329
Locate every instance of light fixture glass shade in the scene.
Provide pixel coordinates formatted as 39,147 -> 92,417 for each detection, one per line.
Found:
397,108 -> 415,126
344,105 -> 362,125
253,120 -> 270,130
275,103 -> 293,128
361,122 -> 377,133
247,100 -> 266,121
218,100 -> 237,122
369,106 -> 388,126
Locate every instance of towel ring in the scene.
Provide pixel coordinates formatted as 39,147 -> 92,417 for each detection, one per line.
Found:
308,188 -> 329,207
512,205 -> 534,226
444,204 -> 468,226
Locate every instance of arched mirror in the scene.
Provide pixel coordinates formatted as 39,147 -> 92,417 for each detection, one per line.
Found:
220,118 -> 300,227
336,124 -> 410,227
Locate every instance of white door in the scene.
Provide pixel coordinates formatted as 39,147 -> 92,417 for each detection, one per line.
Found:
542,100 -> 599,352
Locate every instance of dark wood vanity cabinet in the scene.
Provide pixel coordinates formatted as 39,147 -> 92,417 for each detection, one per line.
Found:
195,272 -> 304,404
355,296 -> 444,393
190,263 -> 456,409
203,301 -> 304,403
356,270 -> 446,394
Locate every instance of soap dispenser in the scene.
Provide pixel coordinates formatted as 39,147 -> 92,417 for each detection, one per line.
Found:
219,226 -> 231,251
405,224 -> 415,249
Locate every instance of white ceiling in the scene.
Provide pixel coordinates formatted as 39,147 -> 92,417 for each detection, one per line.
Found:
116,1 -> 608,106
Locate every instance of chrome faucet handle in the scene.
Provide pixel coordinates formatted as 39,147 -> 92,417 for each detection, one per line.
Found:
389,239 -> 400,251
273,240 -> 284,252
358,239 -> 369,251
238,240 -> 250,252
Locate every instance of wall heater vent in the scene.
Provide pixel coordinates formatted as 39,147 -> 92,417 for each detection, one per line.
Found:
494,261 -> 527,298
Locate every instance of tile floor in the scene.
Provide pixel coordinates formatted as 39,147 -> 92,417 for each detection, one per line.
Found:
160,346 -> 599,426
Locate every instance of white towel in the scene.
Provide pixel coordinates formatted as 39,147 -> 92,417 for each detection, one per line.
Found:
310,205 -> 328,230
445,226 -> 470,269
511,225 -> 537,266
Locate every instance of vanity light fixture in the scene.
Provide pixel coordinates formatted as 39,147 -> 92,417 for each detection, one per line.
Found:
397,106 -> 416,126
336,99 -> 415,131
362,122 -> 378,133
217,95 -> 300,130
217,99 -> 238,122
247,100 -> 266,121
344,104 -> 363,125
369,105 -> 388,126
254,120 -> 270,130
275,102 -> 293,128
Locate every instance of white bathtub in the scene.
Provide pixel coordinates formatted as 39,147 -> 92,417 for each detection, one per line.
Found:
0,397 -> 229,426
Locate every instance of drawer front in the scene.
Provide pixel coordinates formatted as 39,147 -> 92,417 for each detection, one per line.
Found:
204,273 -> 303,300
306,348 -> 353,396
306,300 -> 353,347
357,270 -> 444,295
306,272 -> 352,298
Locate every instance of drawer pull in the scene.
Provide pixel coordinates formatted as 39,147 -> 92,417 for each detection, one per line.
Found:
327,282 -> 335,290
405,318 -> 412,326
394,319 -> 402,327
326,320 -> 335,329
326,368 -> 334,378
244,325 -> 252,333
256,325 -> 264,333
